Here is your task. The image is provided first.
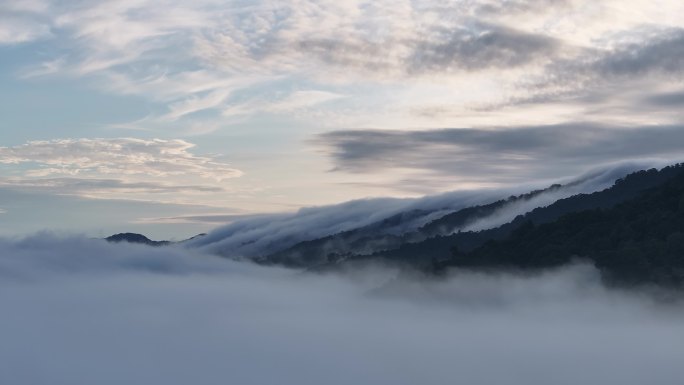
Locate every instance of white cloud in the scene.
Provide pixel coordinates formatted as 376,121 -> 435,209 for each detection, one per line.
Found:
0,178 -> 225,194
222,90 -> 346,117
0,138 -> 241,181
0,17 -> 51,44
7,0 -> 684,134
163,90 -> 232,121
269,90 -> 345,111
0,138 -> 242,202
0,0 -> 52,44
20,0 -> 684,131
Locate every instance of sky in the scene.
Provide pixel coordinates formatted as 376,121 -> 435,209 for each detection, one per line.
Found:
3,0 -> 684,238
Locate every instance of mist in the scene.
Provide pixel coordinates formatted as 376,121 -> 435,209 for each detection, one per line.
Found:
2,235 -> 684,385
189,161 -> 648,258
461,161 -> 652,232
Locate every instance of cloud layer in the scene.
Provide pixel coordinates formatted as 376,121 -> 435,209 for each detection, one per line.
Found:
0,138 -> 241,201
1,236 -> 684,385
318,124 -> 684,185
11,0 -> 684,130
0,138 -> 241,180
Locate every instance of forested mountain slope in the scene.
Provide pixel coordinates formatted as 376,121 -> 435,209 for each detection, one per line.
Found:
311,164 -> 684,269
438,164 -> 684,286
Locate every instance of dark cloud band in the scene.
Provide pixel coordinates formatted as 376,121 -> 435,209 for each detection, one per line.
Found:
317,124 -> 684,184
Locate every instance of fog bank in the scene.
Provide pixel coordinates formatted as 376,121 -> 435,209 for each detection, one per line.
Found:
1,235 -> 683,385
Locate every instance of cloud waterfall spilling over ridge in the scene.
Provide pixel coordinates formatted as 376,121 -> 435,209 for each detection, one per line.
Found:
187,160 -> 652,259
1,235 -> 684,385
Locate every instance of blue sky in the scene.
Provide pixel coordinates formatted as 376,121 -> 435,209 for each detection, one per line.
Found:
2,0 -> 684,238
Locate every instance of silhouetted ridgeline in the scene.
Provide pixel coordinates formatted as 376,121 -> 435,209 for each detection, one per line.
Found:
107,164 -> 684,286
351,164 -> 684,267
105,233 -> 206,246
269,164 -> 684,273
106,233 -> 171,246
264,179 -> 598,266
438,164 -> 684,286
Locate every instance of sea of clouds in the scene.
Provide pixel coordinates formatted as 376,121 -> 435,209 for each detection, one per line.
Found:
1,234 -> 684,385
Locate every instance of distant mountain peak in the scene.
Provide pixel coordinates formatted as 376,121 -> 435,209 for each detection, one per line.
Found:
105,233 -> 169,246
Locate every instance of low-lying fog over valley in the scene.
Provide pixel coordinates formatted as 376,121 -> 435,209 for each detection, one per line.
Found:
2,235 -> 684,385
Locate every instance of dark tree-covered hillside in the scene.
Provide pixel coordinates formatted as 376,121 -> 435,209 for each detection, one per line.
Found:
439,164 -> 684,286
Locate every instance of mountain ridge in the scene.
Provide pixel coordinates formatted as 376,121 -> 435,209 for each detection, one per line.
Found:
264,165 -> 684,268
437,163 -> 684,286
